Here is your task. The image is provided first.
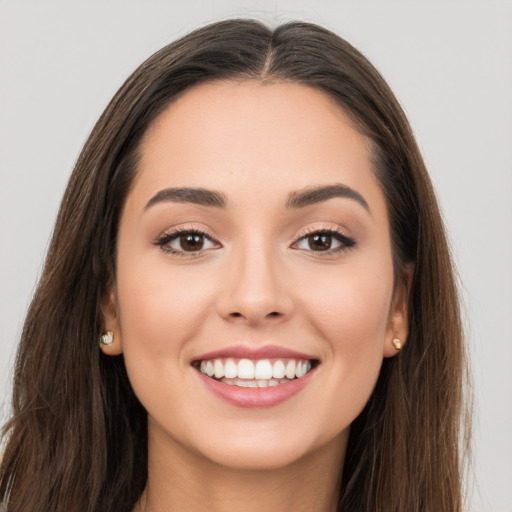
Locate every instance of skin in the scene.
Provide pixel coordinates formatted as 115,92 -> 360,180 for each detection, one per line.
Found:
102,81 -> 410,512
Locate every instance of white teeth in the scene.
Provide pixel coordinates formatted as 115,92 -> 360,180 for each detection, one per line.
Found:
223,378 -> 292,388
254,360 -> 273,379
296,360 -> 311,378
272,360 -> 286,379
214,359 -> 224,378
224,358 -> 237,378
198,357 -> 315,384
285,360 -> 296,379
238,359 -> 255,379
237,379 -> 257,388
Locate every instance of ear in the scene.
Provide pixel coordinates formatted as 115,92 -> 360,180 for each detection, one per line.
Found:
383,263 -> 414,357
100,287 -> 123,356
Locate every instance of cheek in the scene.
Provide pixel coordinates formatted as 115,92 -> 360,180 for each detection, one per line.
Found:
114,252 -> 217,385
295,256 -> 393,427
117,253 -> 213,335
113,254 -> 224,432
300,256 -> 393,346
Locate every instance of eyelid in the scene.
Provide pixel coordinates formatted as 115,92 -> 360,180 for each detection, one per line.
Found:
151,223 -> 356,257
152,226 -> 222,256
291,225 -> 356,254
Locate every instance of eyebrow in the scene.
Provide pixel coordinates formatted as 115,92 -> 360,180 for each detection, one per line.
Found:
144,187 -> 227,210
144,183 -> 370,213
285,184 -> 370,213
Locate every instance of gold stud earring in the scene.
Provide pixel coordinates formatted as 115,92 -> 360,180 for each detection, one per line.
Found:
99,331 -> 114,347
392,338 -> 402,351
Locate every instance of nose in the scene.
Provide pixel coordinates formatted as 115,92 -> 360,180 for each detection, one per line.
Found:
216,243 -> 293,326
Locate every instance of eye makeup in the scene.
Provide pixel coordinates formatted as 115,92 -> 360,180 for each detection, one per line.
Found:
152,223 -> 356,259
291,226 -> 356,255
152,227 -> 221,257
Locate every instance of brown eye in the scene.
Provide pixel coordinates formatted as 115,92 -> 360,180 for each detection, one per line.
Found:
180,234 -> 204,251
292,229 -> 356,254
155,229 -> 219,255
308,234 -> 332,251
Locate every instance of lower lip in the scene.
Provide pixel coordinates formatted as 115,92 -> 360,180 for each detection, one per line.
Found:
196,368 -> 316,408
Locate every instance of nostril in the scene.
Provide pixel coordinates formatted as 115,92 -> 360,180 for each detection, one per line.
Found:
228,311 -> 281,320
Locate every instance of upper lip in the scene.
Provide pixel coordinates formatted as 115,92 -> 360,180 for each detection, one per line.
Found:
192,344 -> 318,362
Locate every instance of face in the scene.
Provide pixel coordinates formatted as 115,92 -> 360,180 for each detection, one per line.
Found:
103,81 -> 409,471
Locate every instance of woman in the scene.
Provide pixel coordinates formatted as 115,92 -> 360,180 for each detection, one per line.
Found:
0,19 -> 470,512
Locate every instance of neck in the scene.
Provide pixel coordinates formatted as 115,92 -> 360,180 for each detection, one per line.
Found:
135,425 -> 347,512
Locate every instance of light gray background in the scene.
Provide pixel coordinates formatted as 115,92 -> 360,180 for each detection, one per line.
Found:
0,1 -> 511,511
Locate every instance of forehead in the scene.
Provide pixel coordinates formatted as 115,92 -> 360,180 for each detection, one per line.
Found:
130,80 -> 382,211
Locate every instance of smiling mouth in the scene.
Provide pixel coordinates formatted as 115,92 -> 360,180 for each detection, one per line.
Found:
193,357 -> 319,388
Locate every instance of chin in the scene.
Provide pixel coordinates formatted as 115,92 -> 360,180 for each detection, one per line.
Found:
185,422 -> 348,473
199,442 -> 312,472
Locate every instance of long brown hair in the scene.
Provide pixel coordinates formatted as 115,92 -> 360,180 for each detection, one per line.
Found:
0,19 -> 470,511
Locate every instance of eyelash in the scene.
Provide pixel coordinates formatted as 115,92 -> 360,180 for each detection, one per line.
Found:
153,226 -> 356,257
153,227 -> 219,257
292,227 -> 356,255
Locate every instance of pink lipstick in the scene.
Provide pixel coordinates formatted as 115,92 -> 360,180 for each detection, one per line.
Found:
192,344 -> 319,408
